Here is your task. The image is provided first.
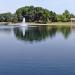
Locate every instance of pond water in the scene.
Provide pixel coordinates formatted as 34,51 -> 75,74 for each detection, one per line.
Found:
0,25 -> 75,75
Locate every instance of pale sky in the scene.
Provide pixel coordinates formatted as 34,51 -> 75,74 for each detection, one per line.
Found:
0,0 -> 75,14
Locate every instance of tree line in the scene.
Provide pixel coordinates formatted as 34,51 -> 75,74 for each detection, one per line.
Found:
0,6 -> 75,23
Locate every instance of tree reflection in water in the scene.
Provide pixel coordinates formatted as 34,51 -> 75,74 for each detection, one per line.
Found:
13,25 -> 71,42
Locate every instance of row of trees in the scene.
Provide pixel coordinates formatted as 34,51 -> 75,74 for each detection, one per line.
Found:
57,10 -> 74,22
0,6 -> 75,23
0,13 -> 18,23
16,6 -> 57,23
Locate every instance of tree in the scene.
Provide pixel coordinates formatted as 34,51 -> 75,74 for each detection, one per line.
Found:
0,13 -> 12,22
12,14 -> 18,23
62,10 -> 71,22
16,6 -> 57,23
0,6 -> 74,23
49,11 -> 57,22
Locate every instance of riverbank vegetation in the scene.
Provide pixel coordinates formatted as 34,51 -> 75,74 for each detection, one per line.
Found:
0,6 -> 75,23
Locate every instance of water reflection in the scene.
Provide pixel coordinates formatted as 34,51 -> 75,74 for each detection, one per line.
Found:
0,25 -> 75,75
13,25 -> 71,42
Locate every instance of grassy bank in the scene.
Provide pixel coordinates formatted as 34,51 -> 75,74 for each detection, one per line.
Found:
28,22 -> 75,26
0,22 -> 75,27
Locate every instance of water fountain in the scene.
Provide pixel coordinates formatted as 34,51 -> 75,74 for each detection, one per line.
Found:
21,17 -> 28,36
22,17 -> 27,26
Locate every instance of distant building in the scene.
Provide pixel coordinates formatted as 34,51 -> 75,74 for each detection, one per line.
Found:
70,18 -> 75,22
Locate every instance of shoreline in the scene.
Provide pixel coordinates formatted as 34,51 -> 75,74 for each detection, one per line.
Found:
0,22 -> 75,26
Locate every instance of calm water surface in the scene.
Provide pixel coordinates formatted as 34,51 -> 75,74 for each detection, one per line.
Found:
0,25 -> 75,75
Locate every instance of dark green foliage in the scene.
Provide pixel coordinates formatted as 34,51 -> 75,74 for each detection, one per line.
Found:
0,13 -> 18,23
11,14 -> 18,23
0,13 -> 12,22
16,6 -> 57,23
0,6 -> 74,23
49,11 -> 57,22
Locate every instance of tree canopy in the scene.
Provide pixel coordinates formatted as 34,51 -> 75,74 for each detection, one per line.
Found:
0,6 -> 74,23
16,6 -> 57,23
0,13 -> 18,23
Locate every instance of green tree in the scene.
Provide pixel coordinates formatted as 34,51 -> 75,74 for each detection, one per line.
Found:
12,14 -> 18,23
62,10 -> 71,22
49,11 -> 57,22
0,13 -> 12,22
16,6 -> 57,23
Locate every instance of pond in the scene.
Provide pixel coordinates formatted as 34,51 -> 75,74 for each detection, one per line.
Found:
0,25 -> 75,75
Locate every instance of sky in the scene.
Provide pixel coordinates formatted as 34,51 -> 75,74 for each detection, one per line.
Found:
0,0 -> 75,14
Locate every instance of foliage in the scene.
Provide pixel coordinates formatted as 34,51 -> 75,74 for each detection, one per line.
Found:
0,6 -> 74,23
16,6 -> 57,23
0,13 -> 18,23
57,10 -> 71,22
